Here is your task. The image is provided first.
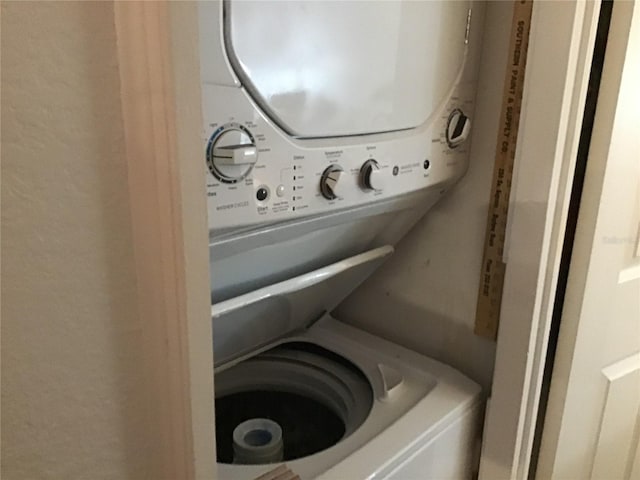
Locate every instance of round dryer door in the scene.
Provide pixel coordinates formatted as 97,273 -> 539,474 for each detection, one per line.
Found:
224,1 -> 472,138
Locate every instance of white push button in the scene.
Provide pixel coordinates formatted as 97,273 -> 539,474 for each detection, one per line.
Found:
276,185 -> 285,197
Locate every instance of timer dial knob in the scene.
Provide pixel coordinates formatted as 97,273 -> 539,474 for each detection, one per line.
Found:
446,109 -> 471,148
320,165 -> 344,200
360,159 -> 385,191
207,127 -> 258,183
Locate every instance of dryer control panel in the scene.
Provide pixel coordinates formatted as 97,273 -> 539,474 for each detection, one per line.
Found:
198,0 -> 483,233
203,82 -> 475,232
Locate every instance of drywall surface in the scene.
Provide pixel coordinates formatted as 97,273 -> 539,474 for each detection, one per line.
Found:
1,2 -> 150,478
337,2 -> 512,392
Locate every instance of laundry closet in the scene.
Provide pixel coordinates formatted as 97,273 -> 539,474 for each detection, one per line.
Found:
145,0 -> 622,479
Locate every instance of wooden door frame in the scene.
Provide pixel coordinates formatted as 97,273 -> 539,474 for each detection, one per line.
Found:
114,2 -> 215,479
114,1 -> 602,479
479,1 -> 601,478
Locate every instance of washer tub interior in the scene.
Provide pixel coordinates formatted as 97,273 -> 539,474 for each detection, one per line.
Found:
214,342 -> 374,465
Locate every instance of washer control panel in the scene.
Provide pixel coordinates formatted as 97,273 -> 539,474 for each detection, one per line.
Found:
203,84 -> 475,231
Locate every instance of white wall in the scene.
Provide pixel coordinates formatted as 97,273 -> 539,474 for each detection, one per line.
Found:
1,2 -> 152,478
337,2 -> 513,392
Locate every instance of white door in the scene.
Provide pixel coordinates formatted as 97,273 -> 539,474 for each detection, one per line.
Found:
536,1 -> 640,478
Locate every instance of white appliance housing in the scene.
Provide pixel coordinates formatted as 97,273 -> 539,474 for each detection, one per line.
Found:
200,1 -> 486,478
212,248 -> 482,480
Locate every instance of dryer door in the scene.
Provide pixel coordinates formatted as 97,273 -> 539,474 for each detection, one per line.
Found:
224,1 -> 472,138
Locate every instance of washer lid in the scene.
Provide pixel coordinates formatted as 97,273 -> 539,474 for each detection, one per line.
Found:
224,1 -> 471,138
211,245 -> 393,366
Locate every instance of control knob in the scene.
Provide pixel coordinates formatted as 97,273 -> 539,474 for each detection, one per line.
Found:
360,159 -> 385,191
446,109 -> 471,148
320,165 -> 344,200
207,127 -> 258,183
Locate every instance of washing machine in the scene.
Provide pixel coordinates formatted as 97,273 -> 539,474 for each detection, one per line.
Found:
201,1 -> 486,478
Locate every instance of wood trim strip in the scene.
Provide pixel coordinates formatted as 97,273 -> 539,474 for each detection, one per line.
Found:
474,0 -> 534,339
114,2 -> 215,478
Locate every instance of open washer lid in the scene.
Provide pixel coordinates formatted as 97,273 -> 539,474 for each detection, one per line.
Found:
211,245 -> 393,366
224,1 -> 471,138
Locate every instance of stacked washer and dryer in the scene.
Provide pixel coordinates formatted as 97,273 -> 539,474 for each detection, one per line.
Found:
201,1 -> 486,478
